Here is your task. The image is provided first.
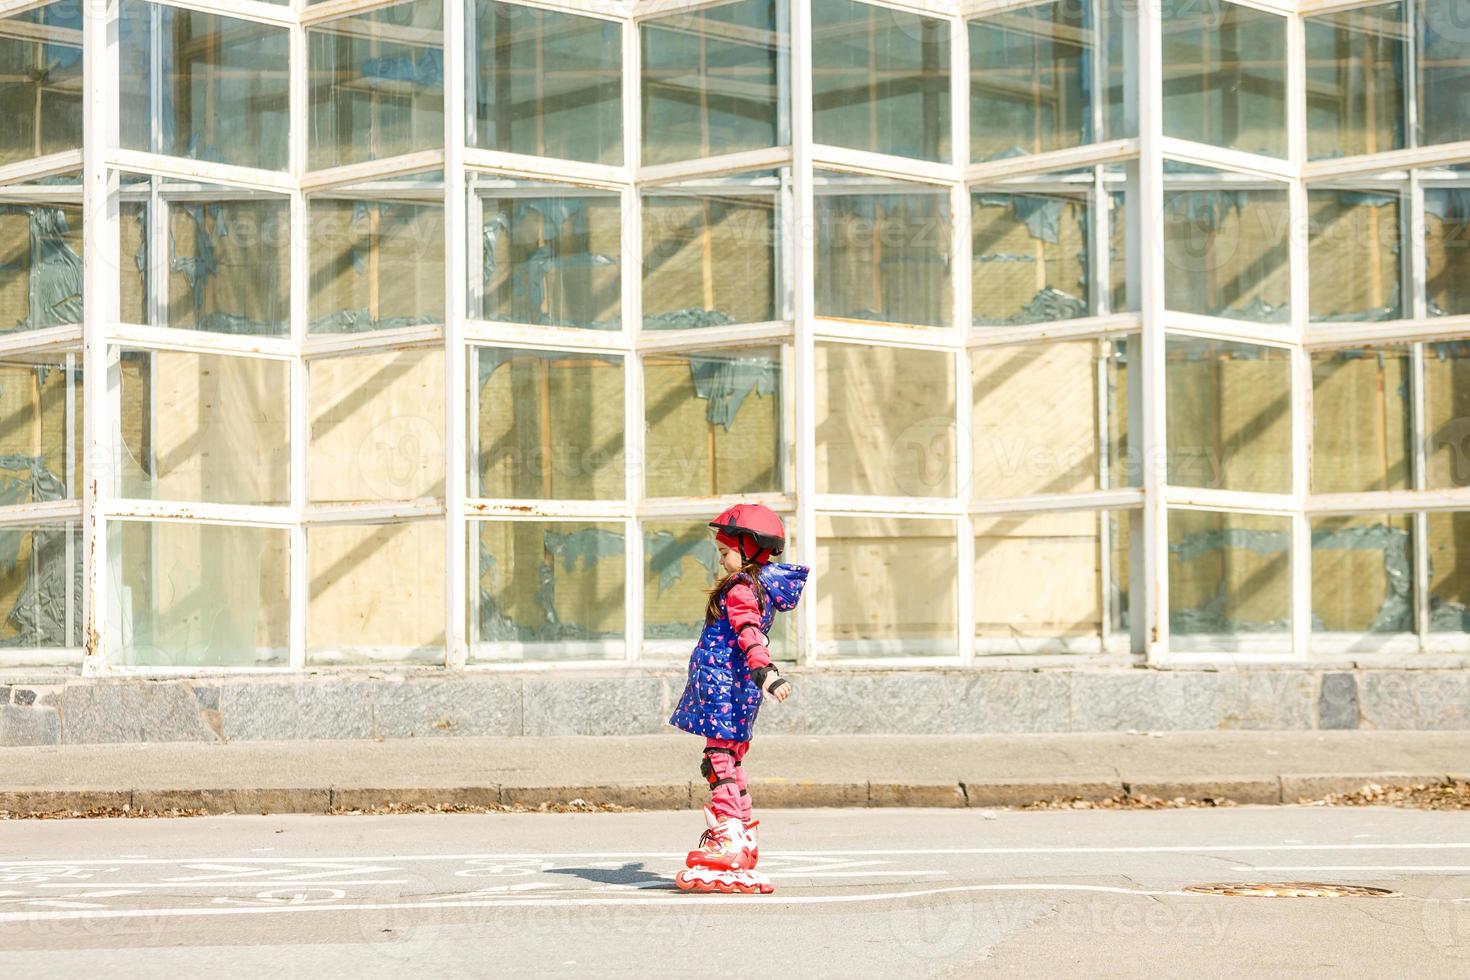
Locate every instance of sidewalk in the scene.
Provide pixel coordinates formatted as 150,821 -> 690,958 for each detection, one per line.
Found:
2,731 -> 1467,815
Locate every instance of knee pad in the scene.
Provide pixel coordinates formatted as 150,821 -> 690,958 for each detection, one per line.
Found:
701,747 -> 738,789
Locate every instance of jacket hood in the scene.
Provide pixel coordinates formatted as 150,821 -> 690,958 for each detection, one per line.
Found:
757,562 -> 808,612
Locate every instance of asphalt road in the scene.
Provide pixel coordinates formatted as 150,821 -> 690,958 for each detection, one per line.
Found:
2,807 -> 1468,977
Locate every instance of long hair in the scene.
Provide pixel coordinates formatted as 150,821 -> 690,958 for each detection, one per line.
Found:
705,560 -> 768,626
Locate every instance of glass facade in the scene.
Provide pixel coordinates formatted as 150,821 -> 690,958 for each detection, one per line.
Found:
3,0 -> 1466,672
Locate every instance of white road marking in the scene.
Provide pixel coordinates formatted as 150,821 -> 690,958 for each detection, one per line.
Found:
8,842 -> 1470,866
1239,866 -> 1470,873
779,870 -> 945,878
0,882 -> 1232,924
37,881 -> 412,888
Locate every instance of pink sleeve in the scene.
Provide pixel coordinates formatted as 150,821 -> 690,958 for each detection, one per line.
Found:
725,582 -> 772,670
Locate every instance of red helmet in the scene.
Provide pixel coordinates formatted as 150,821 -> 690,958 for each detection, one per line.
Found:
709,503 -> 785,563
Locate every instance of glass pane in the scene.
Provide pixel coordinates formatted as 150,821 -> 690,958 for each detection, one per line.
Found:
1312,514 -> 1414,635
471,520 -> 625,661
119,2 -> 289,170
1429,511 -> 1470,632
120,177 -> 290,335
1425,167 -> 1470,317
643,170 -> 781,329
474,177 -> 620,329
817,515 -> 956,657
812,0 -> 950,162
1419,0 -> 1470,148
644,518 -> 717,646
641,0 -> 785,166
473,347 -> 623,500
972,176 -> 1091,325
1109,186 -> 1128,312
816,343 -> 954,497
309,174 -> 445,334
1425,342 -> 1470,490
1162,1 -> 1287,158
1163,166 -> 1290,321
108,520 -> 289,667
472,1 -> 621,164
308,521 -> 444,665
971,338 -> 1129,498
1311,347 -> 1412,494
1166,337 -> 1292,494
119,351 -> 290,506
645,347 -> 782,497
969,1 -> 1093,161
1169,509 -> 1291,651
815,172 -> 952,328
0,354 -> 79,502
0,2 -> 82,165
1305,3 -> 1407,160
1308,187 -> 1402,321
308,0 -> 445,170
975,511 -> 1127,654
309,348 -> 445,504
0,522 -> 79,650
0,177 -> 82,333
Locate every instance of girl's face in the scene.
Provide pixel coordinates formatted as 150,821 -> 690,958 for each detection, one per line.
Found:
716,541 -> 744,573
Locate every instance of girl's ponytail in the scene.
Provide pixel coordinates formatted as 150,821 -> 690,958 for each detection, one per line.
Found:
704,559 -> 769,625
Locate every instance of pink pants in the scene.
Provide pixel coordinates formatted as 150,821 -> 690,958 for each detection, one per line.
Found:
703,737 -> 751,822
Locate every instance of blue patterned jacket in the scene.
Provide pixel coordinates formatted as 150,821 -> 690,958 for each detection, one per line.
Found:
668,563 -> 809,742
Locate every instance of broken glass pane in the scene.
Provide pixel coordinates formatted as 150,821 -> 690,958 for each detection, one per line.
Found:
309,173 -> 445,335
644,347 -> 783,498
1163,165 -> 1291,322
0,522 -> 79,650
1168,509 -> 1291,652
0,177 -> 82,334
474,177 -> 621,330
471,519 -> 625,661
1312,514 -> 1414,634
971,172 -> 1093,326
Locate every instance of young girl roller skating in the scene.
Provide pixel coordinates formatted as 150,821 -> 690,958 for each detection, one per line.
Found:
669,504 -> 807,895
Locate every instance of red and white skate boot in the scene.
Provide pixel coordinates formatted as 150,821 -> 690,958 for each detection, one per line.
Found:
683,807 -> 757,871
675,865 -> 774,895
676,808 -> 772,894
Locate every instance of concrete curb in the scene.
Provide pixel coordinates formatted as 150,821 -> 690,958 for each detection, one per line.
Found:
3,773 -> 1459,816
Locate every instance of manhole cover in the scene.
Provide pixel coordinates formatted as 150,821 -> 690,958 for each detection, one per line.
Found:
1184,882 -> 1399,898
